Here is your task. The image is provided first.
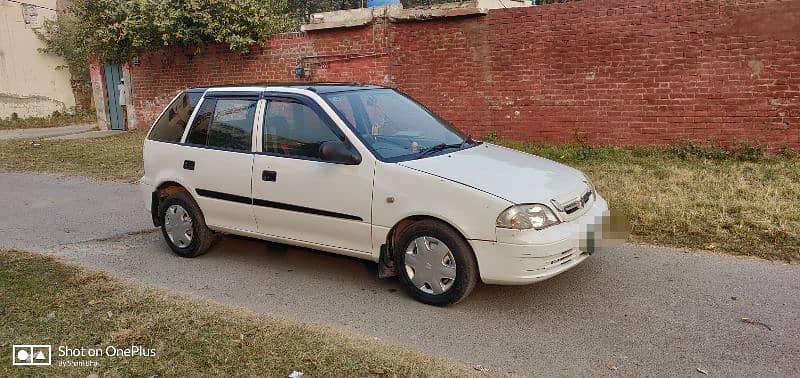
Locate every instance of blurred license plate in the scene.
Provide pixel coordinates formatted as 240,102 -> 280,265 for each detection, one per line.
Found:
584,230 -> 596,254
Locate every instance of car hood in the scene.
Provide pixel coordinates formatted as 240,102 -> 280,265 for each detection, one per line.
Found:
398,143 -> 589,204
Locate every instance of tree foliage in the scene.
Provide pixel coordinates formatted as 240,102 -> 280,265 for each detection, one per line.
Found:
36,0 -> 574,84
37,0 -> 378,83
36,14 -> 91,83
38,0 -> 296,67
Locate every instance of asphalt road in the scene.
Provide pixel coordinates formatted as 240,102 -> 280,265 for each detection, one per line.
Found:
0,171 -> 152,250
2,171 -> 799,376
0,124 -> 96,140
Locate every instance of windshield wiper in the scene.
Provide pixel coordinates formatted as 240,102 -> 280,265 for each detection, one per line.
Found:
415,135 -> 482,159
416,142 -> 465,159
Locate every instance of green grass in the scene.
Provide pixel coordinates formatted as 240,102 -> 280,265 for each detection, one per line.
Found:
0,130 -> 797,262
0,250 -> 469,377
0,111 -> 95,131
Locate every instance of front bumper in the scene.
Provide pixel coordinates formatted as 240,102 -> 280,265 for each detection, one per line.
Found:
470,195 -> 610,285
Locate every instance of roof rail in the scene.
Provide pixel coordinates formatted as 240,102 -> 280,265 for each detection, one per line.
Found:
186,81 -> 367,90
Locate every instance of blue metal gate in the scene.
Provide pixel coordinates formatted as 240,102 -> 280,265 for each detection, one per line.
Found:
103,63 -> 124,130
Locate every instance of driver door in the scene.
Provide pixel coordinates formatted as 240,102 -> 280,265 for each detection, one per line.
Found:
251,95 -> 374,254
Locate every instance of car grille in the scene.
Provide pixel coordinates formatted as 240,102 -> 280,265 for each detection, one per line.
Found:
553,186 -> 594,217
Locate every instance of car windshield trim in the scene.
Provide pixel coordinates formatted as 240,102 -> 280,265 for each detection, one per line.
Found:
321,88 -> 478,163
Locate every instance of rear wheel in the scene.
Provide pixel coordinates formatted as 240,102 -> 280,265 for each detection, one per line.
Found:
159,192 -> 214,258
393,220 -> 478,306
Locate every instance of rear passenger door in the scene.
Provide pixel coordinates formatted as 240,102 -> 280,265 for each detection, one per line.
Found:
179,93 -> 259,233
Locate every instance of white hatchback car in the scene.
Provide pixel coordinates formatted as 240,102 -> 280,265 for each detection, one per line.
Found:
141,84 -> 610,305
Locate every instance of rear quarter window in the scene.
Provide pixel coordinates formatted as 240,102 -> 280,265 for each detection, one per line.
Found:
148,91 -> 202,143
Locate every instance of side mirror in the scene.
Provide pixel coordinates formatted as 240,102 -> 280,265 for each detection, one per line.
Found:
319,141 -> 362,165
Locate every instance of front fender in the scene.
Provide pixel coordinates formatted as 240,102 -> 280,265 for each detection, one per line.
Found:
372,162 -> 511,242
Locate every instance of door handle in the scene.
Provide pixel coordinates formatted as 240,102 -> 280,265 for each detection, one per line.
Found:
183,160 -> 195,170
262,170 -> 277,182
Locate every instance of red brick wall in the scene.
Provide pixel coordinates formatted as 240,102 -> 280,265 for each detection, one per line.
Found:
123,0 -> 800,149
127,24 -> 392,131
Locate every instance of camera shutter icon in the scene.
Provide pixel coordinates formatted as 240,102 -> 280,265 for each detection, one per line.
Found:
12,345 -> 51,366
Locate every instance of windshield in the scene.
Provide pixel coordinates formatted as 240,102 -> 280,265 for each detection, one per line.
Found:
323,88 -> 474,162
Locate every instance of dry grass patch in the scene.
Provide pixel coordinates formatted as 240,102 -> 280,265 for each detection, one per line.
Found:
0,250 -> 470,377
493,139 -> 800,262
0,111 -> 95,130
0,130 -> 145,182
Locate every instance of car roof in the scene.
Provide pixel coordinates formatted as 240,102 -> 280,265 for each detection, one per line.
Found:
186,83 -> 385,95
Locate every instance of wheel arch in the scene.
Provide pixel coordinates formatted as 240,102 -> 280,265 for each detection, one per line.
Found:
379,214 -> 479,279
151,181 -> 194,226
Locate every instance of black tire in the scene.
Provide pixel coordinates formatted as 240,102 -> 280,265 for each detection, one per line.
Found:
393,220 -> 479,306
158,191 -> 215,258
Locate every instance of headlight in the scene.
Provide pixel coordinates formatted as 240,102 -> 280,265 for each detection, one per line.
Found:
496,204 -> 561,230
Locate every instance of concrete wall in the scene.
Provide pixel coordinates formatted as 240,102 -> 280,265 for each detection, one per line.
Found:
120,0 -> 800,149
0,0 -> 76,118
477,0 -> 530,9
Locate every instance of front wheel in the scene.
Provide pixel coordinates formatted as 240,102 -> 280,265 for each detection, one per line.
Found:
393,220 -> 479,306
159,192 -> 214,258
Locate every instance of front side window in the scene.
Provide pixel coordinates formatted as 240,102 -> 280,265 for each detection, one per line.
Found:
185,97 -> 257,152
148,91 -> 201,143
323,88 -> 475,162
263,100 -> 343,160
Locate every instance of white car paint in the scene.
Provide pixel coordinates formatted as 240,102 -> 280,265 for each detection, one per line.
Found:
250,153 -> 374,254
398,143 -> 589,204
141,85 -> 610,287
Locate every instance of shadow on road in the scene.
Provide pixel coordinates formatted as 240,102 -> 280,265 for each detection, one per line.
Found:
203,234 -> 600,310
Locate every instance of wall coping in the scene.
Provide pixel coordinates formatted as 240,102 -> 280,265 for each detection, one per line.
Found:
300,2 -> 488,32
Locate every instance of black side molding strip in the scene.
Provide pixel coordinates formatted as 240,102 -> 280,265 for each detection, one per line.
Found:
252,198 -> 362,221
195,189 -> 252,205
195,188 -> 362,222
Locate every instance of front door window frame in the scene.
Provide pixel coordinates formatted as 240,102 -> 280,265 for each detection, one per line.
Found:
256,92 -> 359,165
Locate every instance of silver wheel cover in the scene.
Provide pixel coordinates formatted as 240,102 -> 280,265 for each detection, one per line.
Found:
404,236 -> 457,295
164,204 -> 193,248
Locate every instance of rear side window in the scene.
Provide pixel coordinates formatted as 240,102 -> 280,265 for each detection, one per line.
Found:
186,97 -> 257,152
185,99 -> 215,146
148,92 -> 201,143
